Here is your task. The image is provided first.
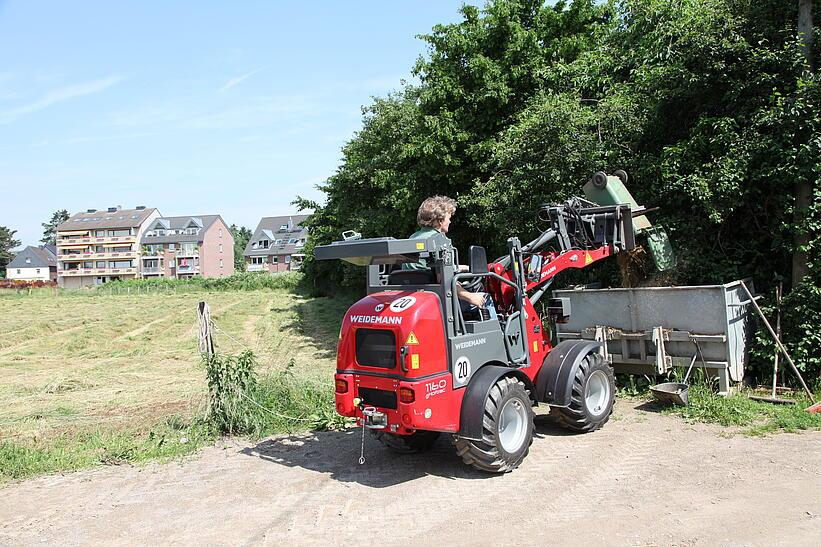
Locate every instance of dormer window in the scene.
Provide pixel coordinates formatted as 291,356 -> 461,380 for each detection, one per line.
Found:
259,240 -> 270,249
25,257 -> 31,264
280,224 -> 288,230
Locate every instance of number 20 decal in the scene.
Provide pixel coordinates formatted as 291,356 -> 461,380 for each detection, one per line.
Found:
389,296 -> 416,313
455,356 -> 471,384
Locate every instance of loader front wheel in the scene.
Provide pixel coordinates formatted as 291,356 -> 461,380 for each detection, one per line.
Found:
553,353 -> 615,432
372,430 -> 440,453
454,376 -> 534,473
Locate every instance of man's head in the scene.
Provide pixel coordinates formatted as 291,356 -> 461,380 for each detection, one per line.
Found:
417,195 -> 457,233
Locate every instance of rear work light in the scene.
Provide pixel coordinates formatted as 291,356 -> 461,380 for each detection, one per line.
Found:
399,387 -> 415,404
335,379 -> 349,393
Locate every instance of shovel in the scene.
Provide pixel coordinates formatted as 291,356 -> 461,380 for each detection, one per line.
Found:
651,352 -> 698,406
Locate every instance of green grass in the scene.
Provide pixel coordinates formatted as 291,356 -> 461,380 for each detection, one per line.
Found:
0,417 -> 215,482
662,383 -> 821,435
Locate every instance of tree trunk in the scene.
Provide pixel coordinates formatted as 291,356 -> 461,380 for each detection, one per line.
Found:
792,0 -> 814,288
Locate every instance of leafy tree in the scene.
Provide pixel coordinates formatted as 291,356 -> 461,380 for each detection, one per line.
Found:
0,226 -> 21,276
299,0 -> 821,379
41,209 -> 69,246
229,224 -> 252,271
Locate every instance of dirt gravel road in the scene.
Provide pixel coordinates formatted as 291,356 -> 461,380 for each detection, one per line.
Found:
2,401 -> 819,545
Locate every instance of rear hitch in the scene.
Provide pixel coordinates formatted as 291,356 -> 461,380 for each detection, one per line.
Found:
361,406 -> 388,430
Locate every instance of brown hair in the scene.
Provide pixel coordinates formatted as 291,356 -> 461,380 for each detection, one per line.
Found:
417,195 -> 457,228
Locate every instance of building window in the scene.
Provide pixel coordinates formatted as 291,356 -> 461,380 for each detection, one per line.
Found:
110,260 -> 132,268
284,255 -> 291,263
219,244 -> 223,253
219,228 -> 222,238
108,229 -> 131,237
25,257 -> 31,264
251,256 -> 266,265
36,268 -> 40,273
95,230 -> 106,237
259,240 -> 269,249
96,261 -> 106,268
272,256 -> 278,264
220,259 -> 223,268
168,243 -> 175,251
180,243 -> 197,255
287,238 -> 296,244
16,269 -> 20,274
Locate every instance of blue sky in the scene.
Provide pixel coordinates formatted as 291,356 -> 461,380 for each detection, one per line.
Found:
0,1 -> 465,248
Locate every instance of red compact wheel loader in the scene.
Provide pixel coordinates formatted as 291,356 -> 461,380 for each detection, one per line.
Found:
315,172 -> 648,472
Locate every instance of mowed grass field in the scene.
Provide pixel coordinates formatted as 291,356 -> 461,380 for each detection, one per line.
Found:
0,288 -> 350,481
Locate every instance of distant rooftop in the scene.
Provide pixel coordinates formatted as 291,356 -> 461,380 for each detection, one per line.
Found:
57,207 -> 158,231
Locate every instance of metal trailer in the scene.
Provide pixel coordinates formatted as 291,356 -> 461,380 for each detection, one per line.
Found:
552,279 -> 756,394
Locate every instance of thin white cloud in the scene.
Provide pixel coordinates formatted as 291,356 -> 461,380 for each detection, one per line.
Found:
0,75 -> 124,124
218,67 -> 266,93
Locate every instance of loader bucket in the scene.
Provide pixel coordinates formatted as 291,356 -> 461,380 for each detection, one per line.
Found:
583,171 -> 676,272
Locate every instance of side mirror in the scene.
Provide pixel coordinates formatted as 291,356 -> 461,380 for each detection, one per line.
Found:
468,246 -> 488,274
527,254 -> 543,282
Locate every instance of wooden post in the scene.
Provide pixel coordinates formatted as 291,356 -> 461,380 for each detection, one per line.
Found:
772,283 -> 782,398
197,301 -> 215,357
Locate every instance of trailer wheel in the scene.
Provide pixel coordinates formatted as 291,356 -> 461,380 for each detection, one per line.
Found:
553,353 -> 615,432
454,376 -> 534,473
372,430 -> 440,453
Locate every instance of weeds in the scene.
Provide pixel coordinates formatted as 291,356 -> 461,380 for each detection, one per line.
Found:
202,351 -> 348,437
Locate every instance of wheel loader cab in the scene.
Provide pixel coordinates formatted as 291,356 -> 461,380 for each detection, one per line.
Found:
314,232 -> 512,436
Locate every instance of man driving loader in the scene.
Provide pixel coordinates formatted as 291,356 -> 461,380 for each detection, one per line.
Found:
404,195 -> 488,311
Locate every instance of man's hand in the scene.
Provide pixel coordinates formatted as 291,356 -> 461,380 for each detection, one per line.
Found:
463,291 -> 487,309
458,264 -> 470,273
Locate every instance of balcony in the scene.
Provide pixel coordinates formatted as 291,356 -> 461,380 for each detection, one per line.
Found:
58,235 -> 137,245
246,264 -> 267,272
58,267 -> 138,277
141,267 -> 163,274
60,251 -> 138,261
176,264 -> 199,274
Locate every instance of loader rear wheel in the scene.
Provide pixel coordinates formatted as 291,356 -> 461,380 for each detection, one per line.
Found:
553,353 -> 615,432
372,430 -> 440,453
454,376 -> 534,473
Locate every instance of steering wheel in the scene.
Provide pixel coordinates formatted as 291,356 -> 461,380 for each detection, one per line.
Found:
458,274 -> 484,292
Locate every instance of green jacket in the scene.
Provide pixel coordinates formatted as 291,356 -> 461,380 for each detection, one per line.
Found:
402,227 -> 440,271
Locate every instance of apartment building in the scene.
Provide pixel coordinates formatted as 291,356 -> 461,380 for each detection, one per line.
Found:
140,215 -> 234,278
56,206 -> 160,288
6,245 -> 58,281
244,215 -> 308,273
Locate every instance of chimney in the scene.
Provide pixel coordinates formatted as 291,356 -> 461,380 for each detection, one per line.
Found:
287,216 -> 294,231
117,205 -> 122,211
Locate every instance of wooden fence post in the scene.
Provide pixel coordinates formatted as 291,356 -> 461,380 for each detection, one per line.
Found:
197,301 -> 215,357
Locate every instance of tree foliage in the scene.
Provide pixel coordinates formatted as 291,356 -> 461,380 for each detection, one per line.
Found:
229,224 -> 252,271
0,226 -> 22,276
40,209 -> 69,246
298,0 -> 820,379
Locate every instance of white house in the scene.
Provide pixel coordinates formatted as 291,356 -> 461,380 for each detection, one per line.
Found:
6,245 -> 58,282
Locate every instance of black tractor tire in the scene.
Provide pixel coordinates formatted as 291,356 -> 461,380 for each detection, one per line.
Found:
371,430 -> 440,453
453,376 -> 534,473
553,353 -> 615,433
